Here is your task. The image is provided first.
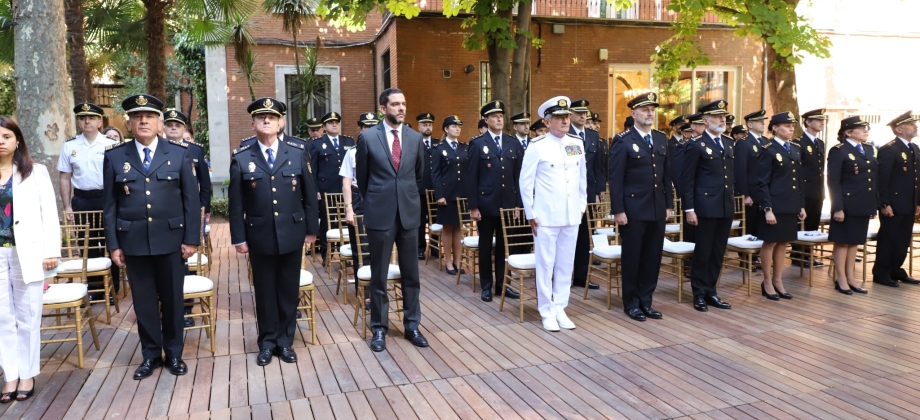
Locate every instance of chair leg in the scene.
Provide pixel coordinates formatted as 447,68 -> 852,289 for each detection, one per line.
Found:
677,260 -> 683,303
517,270 -> 524,323
309,288 -> 316,345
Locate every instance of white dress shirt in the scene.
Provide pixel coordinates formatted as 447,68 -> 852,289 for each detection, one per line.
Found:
339,148 -> 358,187
135,136 -> 160,165
57,132 -> 117,190
383,121 -> 402,151
257,138 -> 279,164
519,132 -> 587,227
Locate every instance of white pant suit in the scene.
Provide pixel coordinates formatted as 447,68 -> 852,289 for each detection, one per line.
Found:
0,164 -> 61,382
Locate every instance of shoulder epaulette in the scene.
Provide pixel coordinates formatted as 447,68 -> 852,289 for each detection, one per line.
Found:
653,129 -> 668,136
530,134 -> 546,143
106,141 -> 130,151
721,134 -> 733,141
763,142 -> 773,148
791,137 -> 801,145
833,143 -> 844,149
65,136 -> 78,142
103,135 -> 117,141
616,130 -> 630,138
341,135 -> 354,140
184,139 -> 203,148
884,139 -> 897,147
241,136 -> 256,142
233,145 -> 251,155
790,142 -> 800,148
586,127 -> 598,133
168,139 -> 188,148
286,141 -> 304,149
565,133 -> 581,140
292,136 -> 308,143
690,135 -> 702,142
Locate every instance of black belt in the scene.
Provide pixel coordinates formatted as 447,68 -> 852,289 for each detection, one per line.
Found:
74,189 -> 104,198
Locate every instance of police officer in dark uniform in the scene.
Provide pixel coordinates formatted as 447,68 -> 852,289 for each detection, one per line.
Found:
530,119 -> 548,138
733,120 -> 762,241
306,117 -> 324,140
674,112 -> 705,251
432,115 -> 469,274
240,103 -> 310,150
568,99 -> 603,290
511,112 -> 531,151
682,100 -> 735,312
417,113 -> 439,259
668,115 -> 687,153
743,110 -> 769,146
790,108 -> 827,267
874,111 -> 920,286
229,98 -> 319,366
103,94 -> 200,380
310,111 -> 354,263
608,92 -> 672,322
468,100 -> 523,302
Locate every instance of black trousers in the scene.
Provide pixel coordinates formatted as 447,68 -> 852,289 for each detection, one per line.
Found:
792,195 -> 822,259
743,201 -> 760,238
71,193 -> 120,292
317,196 -> 328,253
873,213 -> 915,281
250,250 -> 302,349
572,212 -> 591,287
125,252 -> 185,359
418,192 -> 428,254
689,217 -> 733,298
368,210 -> 421,333
478,216 -> 506,293
347,191 -> 366,296
619,219 -> 666,311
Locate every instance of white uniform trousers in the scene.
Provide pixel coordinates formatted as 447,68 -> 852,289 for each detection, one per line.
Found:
534,225 -> 578,319
0,247 -> 42,382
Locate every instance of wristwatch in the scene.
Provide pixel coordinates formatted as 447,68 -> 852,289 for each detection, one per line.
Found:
763,207 -> 773,212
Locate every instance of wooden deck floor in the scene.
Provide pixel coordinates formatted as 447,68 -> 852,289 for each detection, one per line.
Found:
6,220 -> 920,419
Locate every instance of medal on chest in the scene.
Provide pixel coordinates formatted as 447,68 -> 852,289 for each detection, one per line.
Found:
72,150 -> 77,157
124,185 -> 130,195
123,162 -> 131,173
854,164 -> 859,175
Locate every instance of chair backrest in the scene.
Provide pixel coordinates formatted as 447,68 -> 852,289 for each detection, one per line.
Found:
732,195 -> 746,236
672,197 -> 686,242
500,207 -> 534,257
352,215 -> 370,268
59,224 -> 90,279
324,192 -> 345,230
425,189 -> 438,225
457,197 -> 477,237
587,202 -> 617,246
63,210 -> 107,257
335,202 -> 348,242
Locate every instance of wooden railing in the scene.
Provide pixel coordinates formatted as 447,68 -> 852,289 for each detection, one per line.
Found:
410,0 -> 726,23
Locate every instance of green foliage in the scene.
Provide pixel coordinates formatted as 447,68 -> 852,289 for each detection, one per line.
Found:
0,70 -> 15,116
109,52 -> 182,114
294,46 -> 328,120
0,1 -> 13,65
175,38 -> 210,153
210,197 -> 229,216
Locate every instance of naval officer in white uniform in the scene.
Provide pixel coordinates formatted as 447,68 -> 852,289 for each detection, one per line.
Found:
519,96 -> 587,331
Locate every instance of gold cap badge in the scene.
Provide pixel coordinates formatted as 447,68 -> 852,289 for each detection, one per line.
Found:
718,101 -> 725,109
136,95 -> 148,106
649,93 -> 657,101
81,103 -> 90,111
263,98 -> 273,108
168,110 -> 177,118
787,111 -> 794,120
558,99 -> 567,107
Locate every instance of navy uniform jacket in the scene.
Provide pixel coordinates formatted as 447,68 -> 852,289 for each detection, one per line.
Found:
755,140 -> 804,214
608,128 -> 672,221
747,132 -> 769,147
569,126 -> 606,202
793,134 -> 826,199
241,134 -> 309,150
228,140 -> 319,255
827,141 -> 879,216
593,128 -> 609,196
671,140 -> 690,197
877,137 -> 920,214
432,141 -> 469,201
310,134 -> 355,194
103,138 -> 201,256
733,137 -> 762,200
184,140 -> 212,213
466,132 -> 524,217
421,138 -> 440,192
681,132 -> 735,219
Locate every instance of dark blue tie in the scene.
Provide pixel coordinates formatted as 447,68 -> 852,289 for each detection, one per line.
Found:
857,143 -> 865,156
266,148 -> 275,169
521,139 -> 527,150
332,137 -> 339,150
579,131 -> 585,141
494,136 -> 502,154
452,141 -> 458,151
644,134 -> 652,148
784,142 -> 791,153
143,147 -> 151,173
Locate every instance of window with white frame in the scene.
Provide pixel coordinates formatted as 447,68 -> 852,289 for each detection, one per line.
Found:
275,65 -> 341,135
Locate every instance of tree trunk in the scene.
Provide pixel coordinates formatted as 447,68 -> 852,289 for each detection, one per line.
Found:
510,1 -> 532,118
65,0 -> 94,104
765,43 -> 800,135
12,0 -> 72,212
143,0 -> 170,101
488,7 -> 512,128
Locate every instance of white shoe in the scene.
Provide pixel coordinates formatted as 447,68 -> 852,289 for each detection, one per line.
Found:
556,311 -> 576,330
542,316 -> 560,332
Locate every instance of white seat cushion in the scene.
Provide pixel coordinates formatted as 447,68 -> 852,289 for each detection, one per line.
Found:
727,235 -> 763,249
796,231 -> 829,242
183,275 -> 213,294
913,224 -> 920,234
462,236 -> 480,247
357,264 -> 401,280
43,283 -> 88,304
59,257 -> 112,274
595,228 -> 615,235
326,229 -> 349,240
300,270 -> 314,286
665,224 -> 681,233
186,253 -> 209,266
592,245 -> 622,259
340,244 -> 353,257
507,253 -> 536,270
204,225 -> 211,234
867,230 -> 879,239
663,239 -> 695,254
820,213 -> 831,223
429,223 -> 443,233
731,220 -> 741,228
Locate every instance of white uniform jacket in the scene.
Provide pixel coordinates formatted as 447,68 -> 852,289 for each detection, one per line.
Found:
519,132 -> 587,227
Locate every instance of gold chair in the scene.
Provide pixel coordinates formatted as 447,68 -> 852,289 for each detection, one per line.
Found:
660,198 -> 696,302
788,218 -> 835,286
323,192 -> 348,278
61,210 -> 118,324
456,198 -> 482,291
722,196 -> 762,296
424,189 -> 443,269
586,202 -> 621,309
183,207 -> 216,353
298,243 -> 317,345
351,215 -> 404,338
498,208 -> 537,322
333,202 -> 354,303
42,224 -> 100,368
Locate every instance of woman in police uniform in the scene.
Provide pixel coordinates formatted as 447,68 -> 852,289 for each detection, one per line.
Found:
756,112 -> 806,300
432,116 -> 468,275
827,116 -> 877,295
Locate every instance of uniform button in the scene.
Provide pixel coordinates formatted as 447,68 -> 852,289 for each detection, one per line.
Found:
502,184 -> 505,187
271,176 -> 275,180
847,193 -> 851,196
273,200 -> 277,204
457,171 -> 461,174
653,164 -> 656,167
272,188 -> 276,192
869,188 -> 872,191
793,169 -> 796,173
274,212 -> 279,216
725,185 -> 729,188
654,174 -> 657,177
146,191 -> 150,195
792,178 -> 796,181
724,175 -> 728,179
146,178 -> 150,182
148,217 -> 152,222
793,186 -> 796,189
167,176 -> 171,180
147,204 -> 151,209
868,178 -> 872,182
868,169 -> 872,173
654,184 -> 658,188
705,193 -> 708,196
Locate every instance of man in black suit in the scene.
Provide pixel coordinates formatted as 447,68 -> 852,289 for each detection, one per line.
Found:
356,88 -> 429,352
874,111 -> 920,286
682,100 -> 735,312
467,100 -> 524,302
416,113 -> 439,259
791,109 -> 827,267
311,112 -> 354,263
103,94 -> 200,380
229,98 -> 319,365
568,99 -> 603,290
744,110 -> 769,146
608,92 -> 672,322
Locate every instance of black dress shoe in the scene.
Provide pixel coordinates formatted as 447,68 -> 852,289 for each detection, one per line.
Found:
777,291 -> 793,300
296,311 -> 302,319
256,349 -> 273,366
625,308 -> 647,321
875,278 -> 899,287
481,290 -> 493,302
592,260 -> 601,266
587,282 -> 600,290
370,330 -> 386,352
813,260 -> 825,267
417,252 -> 426,260
898,277 -> 920,285
855,257 -> 862,262
641,307 -> 663,319
835,281 -> 853,295
134,357 -> 164,380
167,358 -> 188,376
693,296 -> 709,312
446,267 -> 458,275
404,329 -> 429,347
849,284 -> 868,294
276,347 -> 297,363
706,295 -> 731,309
501,287 -> 520,299
761,283 -> 780,300
183,318 -> 195,328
